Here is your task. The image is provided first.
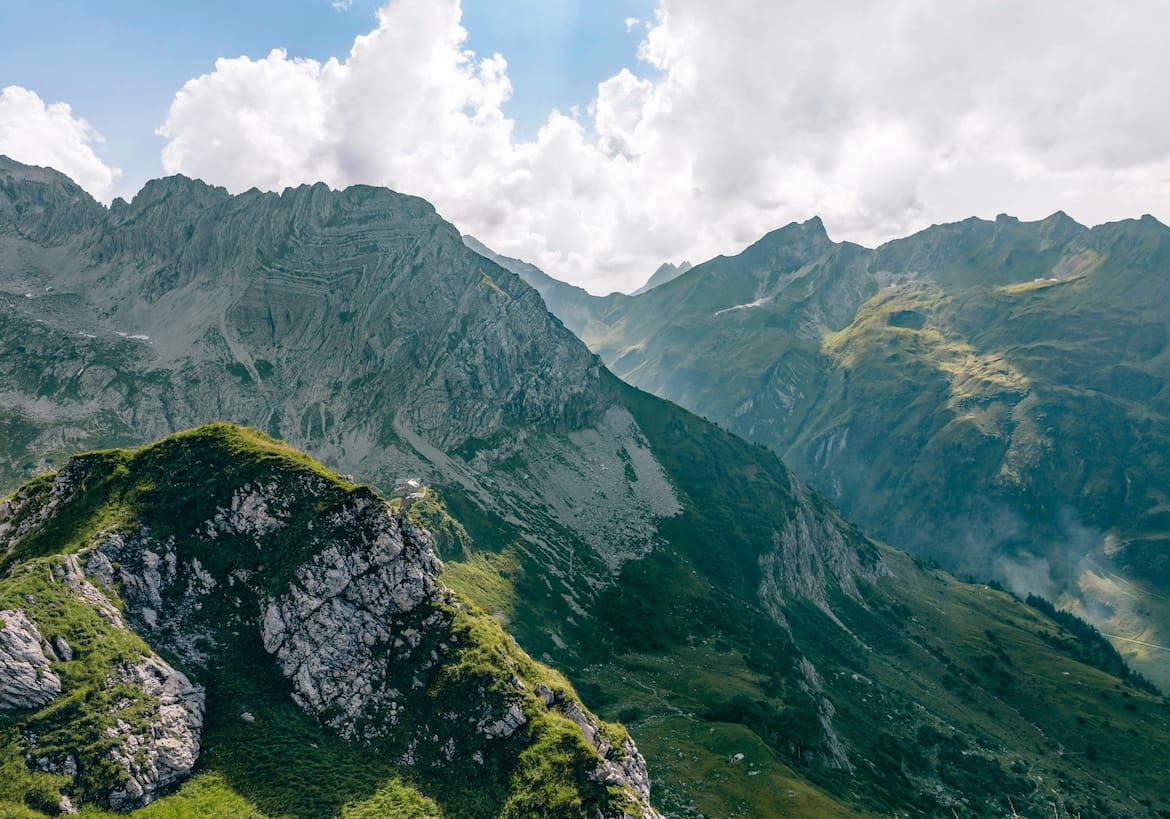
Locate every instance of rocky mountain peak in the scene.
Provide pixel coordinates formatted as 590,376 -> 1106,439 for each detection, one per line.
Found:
0,425 -> 661,817
0,155 -> 105,244
1038,209 -> 1084,232
751,215 -> 833,257
121,173 -> 230,215
0,155 -> 613,447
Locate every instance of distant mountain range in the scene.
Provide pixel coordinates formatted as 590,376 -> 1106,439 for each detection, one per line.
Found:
468,211 -> 1170,691
3,156 -> 1170,817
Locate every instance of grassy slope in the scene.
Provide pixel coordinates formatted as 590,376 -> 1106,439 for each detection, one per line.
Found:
0,426 -> 644,819
433,382 -> 1170,818
788,247 -> 1170,685
848,548 -> 1170,816
546,213 -> 1170,693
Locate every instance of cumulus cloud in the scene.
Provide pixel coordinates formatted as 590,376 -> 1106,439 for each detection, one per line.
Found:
0,86 -> 121,199
156,0 -> 1170,293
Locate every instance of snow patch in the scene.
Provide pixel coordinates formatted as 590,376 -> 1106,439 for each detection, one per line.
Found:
715,297 -> 770,316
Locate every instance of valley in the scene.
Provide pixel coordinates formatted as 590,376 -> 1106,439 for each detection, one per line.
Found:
469,212 -> 1170,691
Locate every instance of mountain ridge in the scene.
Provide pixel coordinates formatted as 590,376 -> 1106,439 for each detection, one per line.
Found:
632,261 -> 692,296
5,156 -> 1170,816
469,208 -> 1170,690
0,424 -> 659,817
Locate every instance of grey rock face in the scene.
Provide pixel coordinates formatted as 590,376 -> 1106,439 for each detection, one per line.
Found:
55,553 -> 125,628
260,494 -> 444,738
795,656 -> 852,772
559,695 -> 655,813
107,656 -> 205,810
758,480 -> 886,623
0,167 -> 609,450
53,636 -> 73,661
96,529 -> 216,665
60,555 -> 207,810
0,609 -> 61,709
1,550 -> 208,810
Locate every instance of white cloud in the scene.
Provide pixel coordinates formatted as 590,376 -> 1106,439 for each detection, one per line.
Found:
332,0 -> 353,9
156,0 -> 1170,294
0,86 -> 121,199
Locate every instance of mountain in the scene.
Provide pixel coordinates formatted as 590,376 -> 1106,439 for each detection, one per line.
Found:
0,425 -> 656,817
632,261 -> 692,296
4,157 -> 1170,816
461,238 -> 688,303
478,212 -> 1170,690
461,234 -> 625,338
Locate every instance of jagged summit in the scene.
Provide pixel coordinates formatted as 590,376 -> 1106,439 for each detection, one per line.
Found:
762,214 -> 831,242
0,155 -> 105,243
116,173 -> 230,214
632,260 -> 693,296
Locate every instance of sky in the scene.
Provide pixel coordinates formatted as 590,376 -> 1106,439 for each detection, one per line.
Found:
2,0 -> 1169,294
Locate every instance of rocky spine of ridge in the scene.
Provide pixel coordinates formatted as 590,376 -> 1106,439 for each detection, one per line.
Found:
0,432 -> 659,817
0,157 -> 106,245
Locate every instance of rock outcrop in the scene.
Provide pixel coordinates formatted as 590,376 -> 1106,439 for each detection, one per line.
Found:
539,684 -> 654,812
5,552 -> 206,811
106,656 -> 205,810
0,608 -> 61,709
259,500 -> 445,739
758,480 -> 887,621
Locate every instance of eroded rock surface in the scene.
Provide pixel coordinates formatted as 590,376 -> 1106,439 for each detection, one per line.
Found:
260,497 -> 444,738
3,554 -> 207,811
107,656 -> 205,810
0,608 -> 61,709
